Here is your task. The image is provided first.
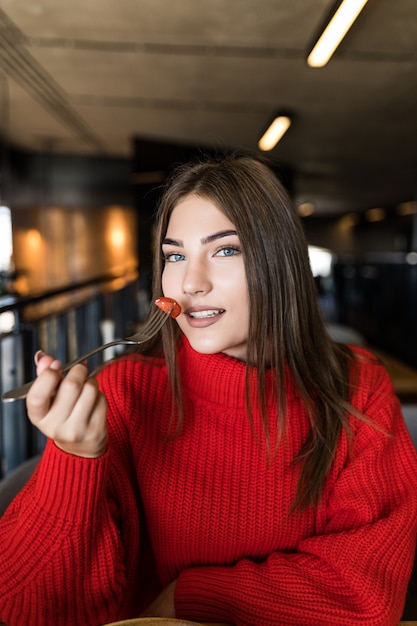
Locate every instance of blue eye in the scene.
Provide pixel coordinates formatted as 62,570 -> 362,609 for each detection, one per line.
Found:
164,252 -> 185,262
216,246 -> 240,257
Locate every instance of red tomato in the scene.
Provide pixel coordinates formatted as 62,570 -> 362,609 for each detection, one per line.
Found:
154,297 -> 181,318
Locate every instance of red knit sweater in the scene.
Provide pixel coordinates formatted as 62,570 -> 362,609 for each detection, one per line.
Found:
1,339 -> 417,626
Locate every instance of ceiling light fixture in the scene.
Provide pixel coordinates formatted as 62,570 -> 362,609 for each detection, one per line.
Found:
365,207 -> 386,222
258,114 -> 292,151
307,0 -> 369,68
339,213 -> 360,229
397,201 -> 417,216
298,202 -> 315,217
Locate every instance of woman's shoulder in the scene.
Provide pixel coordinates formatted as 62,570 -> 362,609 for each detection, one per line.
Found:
347,344 -> 399,418
349,344 -> 391,383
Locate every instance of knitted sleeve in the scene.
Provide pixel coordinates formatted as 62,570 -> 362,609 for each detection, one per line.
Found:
0,441 -> 127,626
175,359 -> 417,625
0,379 -> 154,626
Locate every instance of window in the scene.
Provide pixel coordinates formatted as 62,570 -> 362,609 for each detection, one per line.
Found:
0,205 -> 13,272
308,245 -> 334,278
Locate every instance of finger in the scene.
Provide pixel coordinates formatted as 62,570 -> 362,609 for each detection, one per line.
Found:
59,377 -> 102,433
27,367 -> 64,423
29,363 -> 88,426
41,363 -> 90,424
55,387 -> 108,458
78,389 -> 108,456
34,351 -> 62,375
34,350 -> 44,365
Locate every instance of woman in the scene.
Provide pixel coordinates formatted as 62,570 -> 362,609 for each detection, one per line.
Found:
0,153 -> 416,626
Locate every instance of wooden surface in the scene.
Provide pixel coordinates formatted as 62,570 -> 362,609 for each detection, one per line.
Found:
104,620 -> 417,626
370,348 -> 417,403
101,617 -> 417,626
105,617 -> 202,626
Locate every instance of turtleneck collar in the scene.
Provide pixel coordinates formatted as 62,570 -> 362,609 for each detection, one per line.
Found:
177,336 -> 297,410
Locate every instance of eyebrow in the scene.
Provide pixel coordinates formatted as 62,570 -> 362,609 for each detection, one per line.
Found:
162,229 -> 238,247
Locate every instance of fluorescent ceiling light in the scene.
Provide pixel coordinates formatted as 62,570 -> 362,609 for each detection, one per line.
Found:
258,115 -> 292,151
307,0 -> 369,68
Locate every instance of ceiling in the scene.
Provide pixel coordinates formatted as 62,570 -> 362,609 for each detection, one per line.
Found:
0,0 -> 416,216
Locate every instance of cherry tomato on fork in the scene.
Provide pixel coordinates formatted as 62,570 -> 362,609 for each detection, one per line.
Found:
155,297 -> 182,318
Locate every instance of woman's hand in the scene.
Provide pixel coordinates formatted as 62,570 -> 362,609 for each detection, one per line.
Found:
26,350 -> 108,458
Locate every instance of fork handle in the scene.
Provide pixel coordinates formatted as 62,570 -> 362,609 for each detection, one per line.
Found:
1,339 -> 126,402
53,340 -> 124,373
2,380 -> 34,401
1,305 -> 172,402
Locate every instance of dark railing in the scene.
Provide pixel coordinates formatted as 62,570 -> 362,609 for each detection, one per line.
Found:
0,272 -> 140,478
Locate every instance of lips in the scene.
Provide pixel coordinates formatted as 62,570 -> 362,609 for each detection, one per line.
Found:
185,306 -> 225,327
188,309 -> 225,319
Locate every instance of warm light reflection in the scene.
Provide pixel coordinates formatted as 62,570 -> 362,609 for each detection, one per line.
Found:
72,211 -> 89,275
105,207 -> 135,273
365,208 -> 386,222
298,202 -> 315,217
26,229 -> 42,250
106,209 -> 127,252
13,228 -> 45,294
397,201 -> 417,216
109,227 -> 125,249
11,205 -> 138,294
339,213 -> 360,229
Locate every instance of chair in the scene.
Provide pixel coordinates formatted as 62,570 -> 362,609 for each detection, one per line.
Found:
403,405 -> 417,450
0,455 -> 40,517
325,322 -> 366,345
401,548 -> 417,621
0,611 -> 199,626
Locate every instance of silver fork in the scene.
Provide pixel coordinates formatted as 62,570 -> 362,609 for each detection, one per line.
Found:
1,305 -> 172,402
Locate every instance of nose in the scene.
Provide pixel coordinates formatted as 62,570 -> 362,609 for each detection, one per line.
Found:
182,259 -> 212,296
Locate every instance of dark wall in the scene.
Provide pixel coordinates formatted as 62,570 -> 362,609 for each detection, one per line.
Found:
9,147 -> 133,210
303,211 -> 417,258
7,147 -> 138,295
333,255 -> 417,369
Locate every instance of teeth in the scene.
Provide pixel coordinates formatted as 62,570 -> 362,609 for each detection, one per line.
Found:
189,309 -> 223,318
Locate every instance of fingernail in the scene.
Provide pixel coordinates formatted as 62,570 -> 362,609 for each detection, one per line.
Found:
34,350 -> 45,365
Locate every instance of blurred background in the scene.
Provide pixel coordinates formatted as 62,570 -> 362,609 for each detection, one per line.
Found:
0,0 -> 417,474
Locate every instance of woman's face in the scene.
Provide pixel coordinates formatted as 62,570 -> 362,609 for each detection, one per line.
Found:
161,194 -> 250,361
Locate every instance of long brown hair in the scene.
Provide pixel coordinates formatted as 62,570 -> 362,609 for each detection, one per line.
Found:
150,151 -> 357,510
